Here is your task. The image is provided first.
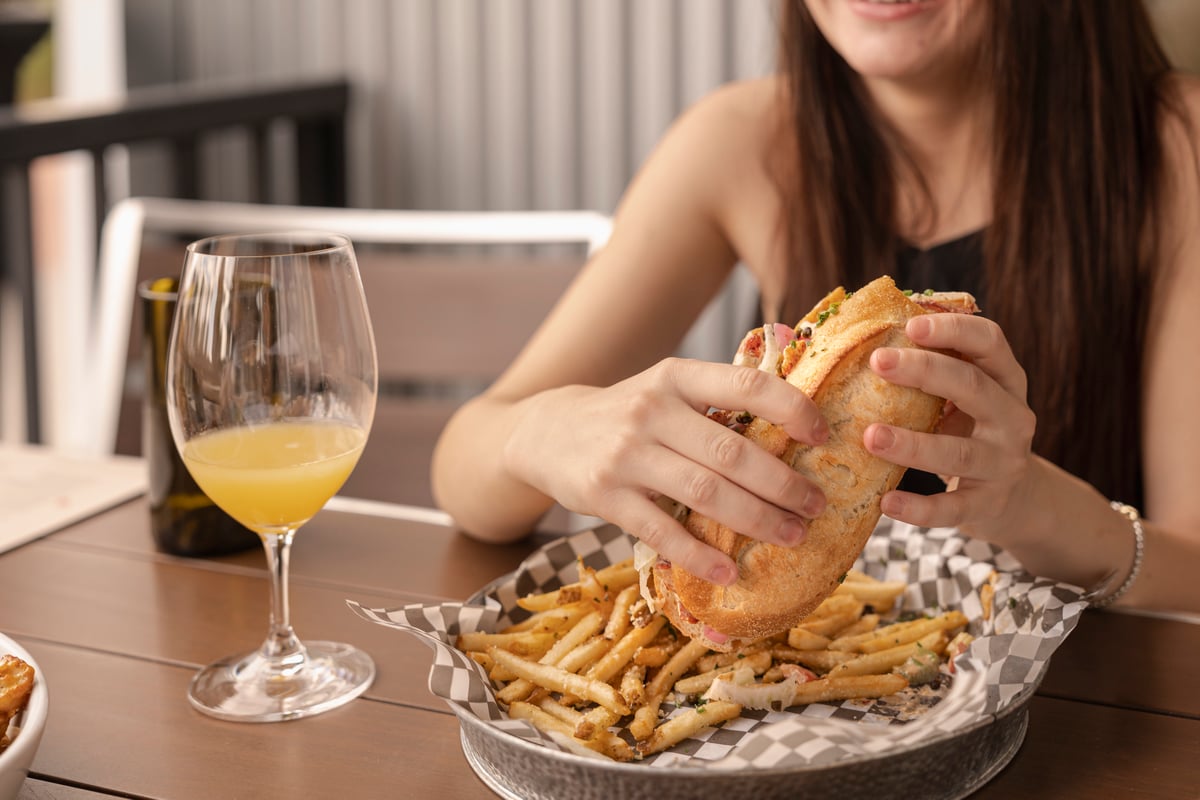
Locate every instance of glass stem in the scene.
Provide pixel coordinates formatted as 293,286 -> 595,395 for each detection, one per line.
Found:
259,530 -> 306,674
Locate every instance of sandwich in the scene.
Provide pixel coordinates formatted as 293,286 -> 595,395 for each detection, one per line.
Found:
637,275 -> 979,651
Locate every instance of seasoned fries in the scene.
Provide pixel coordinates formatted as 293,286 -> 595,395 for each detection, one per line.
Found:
456,560 -> 972,762
0,654 -> 35,753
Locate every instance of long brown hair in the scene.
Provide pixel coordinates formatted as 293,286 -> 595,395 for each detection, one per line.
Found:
776,1 -> 1180,507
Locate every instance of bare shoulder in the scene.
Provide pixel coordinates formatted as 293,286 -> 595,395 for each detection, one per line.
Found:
613,74 -> 788,276
687,75 -> 784,123
657,76 -> 785,170
644,76 -> 788,282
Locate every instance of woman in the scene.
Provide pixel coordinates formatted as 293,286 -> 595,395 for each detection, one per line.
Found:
432,0 -> 1200,614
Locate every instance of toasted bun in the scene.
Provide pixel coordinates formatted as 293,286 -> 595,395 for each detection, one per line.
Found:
649,276 -> 953,650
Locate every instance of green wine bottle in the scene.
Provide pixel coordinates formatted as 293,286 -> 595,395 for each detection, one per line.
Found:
140,277 -> 259,556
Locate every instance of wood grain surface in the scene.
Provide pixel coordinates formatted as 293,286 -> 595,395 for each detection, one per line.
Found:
2,496 -> 1197,799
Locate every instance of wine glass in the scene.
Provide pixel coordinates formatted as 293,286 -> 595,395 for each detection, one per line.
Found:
165,230 -> 378,722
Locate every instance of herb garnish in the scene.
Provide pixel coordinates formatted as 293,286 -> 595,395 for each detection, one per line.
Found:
815,302 -> 841,327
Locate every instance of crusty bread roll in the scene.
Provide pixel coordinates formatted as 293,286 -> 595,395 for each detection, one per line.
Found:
644,275 -> 976,651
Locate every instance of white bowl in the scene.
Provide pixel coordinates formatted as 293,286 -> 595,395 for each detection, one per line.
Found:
0,633 -> 48,800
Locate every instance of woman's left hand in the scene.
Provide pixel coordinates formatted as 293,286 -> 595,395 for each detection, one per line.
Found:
862,313 -> 1040,539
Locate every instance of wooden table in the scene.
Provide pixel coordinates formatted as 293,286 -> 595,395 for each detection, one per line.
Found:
2,494 -> 1198,799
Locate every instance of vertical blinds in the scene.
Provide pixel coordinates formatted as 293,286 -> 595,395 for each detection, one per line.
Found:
163,0 -> 778,213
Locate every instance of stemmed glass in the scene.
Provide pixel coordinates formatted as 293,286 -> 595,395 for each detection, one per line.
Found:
166,231 -> 378,722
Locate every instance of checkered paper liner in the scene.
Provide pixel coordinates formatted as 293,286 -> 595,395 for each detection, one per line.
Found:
348,517 -> 1088,769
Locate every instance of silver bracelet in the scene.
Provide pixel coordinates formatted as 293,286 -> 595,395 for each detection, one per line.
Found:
1089,501 -> 1145,609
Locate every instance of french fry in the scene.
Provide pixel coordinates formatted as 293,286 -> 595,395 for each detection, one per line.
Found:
555,636 -> 611,674
636,701 -> 742,757
980,571 -> 998,622
828,631 -> 948,678
603,584 -> 641,641
489,646 -> 630,715
594,559 -> 638,591
783,649 -> 858,674
786,627 -> 832,651
489,663 -> 519,683
831,613 -> 880,639
509,701 -> 633,761
633,642 -> 683,668
535,695 -> 585,727
794,607 -> 863,638
830,611 -> 968,654
583,616 -> 667,685
496,611 -> 607,704
834,578 -> 908,607
456,630 -> 556,657
544,612 -> 607,661
515,558 -> 634,613
788,673 -> 908,706
508,700 -> 586,741
575,704 -> 621,740
545,701 -> 633,761
502,601 -> 593,633
618,663 -> 647,708
673,650 -> 772,696
629,639 -> 709,740
517,587 -> 579,613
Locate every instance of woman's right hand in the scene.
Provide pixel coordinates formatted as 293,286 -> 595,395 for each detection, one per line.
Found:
501,357 -> 830,585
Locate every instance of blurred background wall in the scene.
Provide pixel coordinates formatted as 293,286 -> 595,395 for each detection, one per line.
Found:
123,0 -> 779,214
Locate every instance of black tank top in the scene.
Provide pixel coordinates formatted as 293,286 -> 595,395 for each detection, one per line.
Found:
894,229 -> 986,495
895,230 -> 986,303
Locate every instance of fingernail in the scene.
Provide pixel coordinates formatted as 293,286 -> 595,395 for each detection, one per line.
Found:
874,348 -> 899,370
812,417 -> 830,443
908,317 -> 932,339
871,426 -> 896,452
881,492 -> 904,517
709,564 -> 737,586
780,517 -> 807,545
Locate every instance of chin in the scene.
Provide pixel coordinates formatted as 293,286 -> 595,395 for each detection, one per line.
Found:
804,0 -> 984,84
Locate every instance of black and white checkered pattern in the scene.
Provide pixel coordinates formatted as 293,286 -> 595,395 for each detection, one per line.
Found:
348,517 -> 1086,769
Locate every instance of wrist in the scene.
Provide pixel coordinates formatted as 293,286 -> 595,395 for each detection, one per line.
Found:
982,458 -> 1136,591
1086,502 -> 1144,609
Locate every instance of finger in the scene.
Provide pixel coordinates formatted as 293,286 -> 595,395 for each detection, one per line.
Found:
904,314 -> 1027,400
879,485 -> 985,529
863,423 -> 1012,481
663,406 -> 826,520
664,359 -> 829,445
614,491 -> 738,585
628,445 -> 813,548
869,346 -> 1022,426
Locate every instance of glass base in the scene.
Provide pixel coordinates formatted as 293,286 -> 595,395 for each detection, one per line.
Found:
188,640 -> 375,722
